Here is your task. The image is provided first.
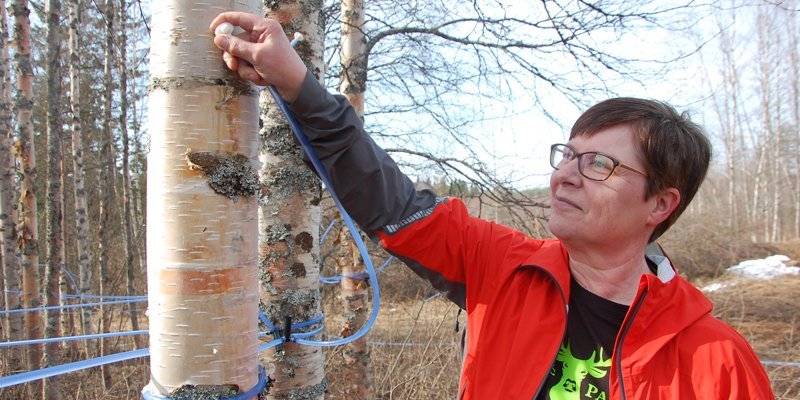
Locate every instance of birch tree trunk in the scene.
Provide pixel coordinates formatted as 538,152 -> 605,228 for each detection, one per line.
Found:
117,0 -> 143,350
0,0 -> 23,374
57,137 -> 76,358
723,51 -> 739,232
129,19 -> 146,275
143,0 -> 262,397
791,15 -> 800,239
132,94 -> 146,275
339,0 -> 366,115
97,0 -> 116,388
757,12 -> 775,242
12,0 -> 42,385
42,1 -> 64,398
335,0 -> 371,395
708,23 -> 740,233
334,229 -> 371,398
67,0 -> 93,358
259,2 -> 326,398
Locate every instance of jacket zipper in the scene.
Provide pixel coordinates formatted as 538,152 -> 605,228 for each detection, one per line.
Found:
530,266 -> 568,400
615,287 -> 648,400
455,265 -> 568,400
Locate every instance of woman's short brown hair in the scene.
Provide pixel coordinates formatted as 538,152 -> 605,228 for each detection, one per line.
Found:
569,97 -> 711,242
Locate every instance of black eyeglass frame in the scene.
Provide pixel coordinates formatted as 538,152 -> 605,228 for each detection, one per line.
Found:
549,143 -> 649,181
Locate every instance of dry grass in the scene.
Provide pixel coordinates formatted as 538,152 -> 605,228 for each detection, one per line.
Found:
705,276 -> 800,399
325,298 -> 463,400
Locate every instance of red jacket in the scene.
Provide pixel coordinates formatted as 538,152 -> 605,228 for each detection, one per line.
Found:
289,73 -> 774,399
378,198 -> 774,400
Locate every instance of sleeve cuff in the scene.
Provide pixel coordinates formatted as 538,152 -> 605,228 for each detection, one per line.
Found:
288,70 -> 330,118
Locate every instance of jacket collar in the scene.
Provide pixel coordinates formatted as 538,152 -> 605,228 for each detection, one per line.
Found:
621,257 -> 713,362
520,240 -> 711,341
519,239 -> 711,330
520,239 -> 573,299
648,253 -> 676,283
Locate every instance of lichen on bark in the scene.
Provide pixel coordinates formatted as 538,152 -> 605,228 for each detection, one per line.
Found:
263,381 -> 327,400
169,384 -> 239,400
187,151 -> 259,199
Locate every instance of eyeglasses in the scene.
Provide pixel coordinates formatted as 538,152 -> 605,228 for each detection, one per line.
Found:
549,143 -> 648,181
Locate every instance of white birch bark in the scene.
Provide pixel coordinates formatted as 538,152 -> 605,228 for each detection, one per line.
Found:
791,14 -> 800,239
42,1 -> 64,398
144,0 -> 262,397
12,0 -> 42,382
336,0 -> 371,396
757,12 -> 775,242
117,0 -> 143,350
0,0 -> 23,373
98,0 -> 116,387
258,2 -> 326,398
67,0 -> 93,358
57,137 -> 76,358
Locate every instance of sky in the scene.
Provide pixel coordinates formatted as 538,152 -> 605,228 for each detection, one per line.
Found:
445,2 -> 719,190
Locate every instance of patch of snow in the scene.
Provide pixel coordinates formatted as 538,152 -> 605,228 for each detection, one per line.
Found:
702,255 -> 798,292
726,255 -> 799,280
702,282 -> 733,292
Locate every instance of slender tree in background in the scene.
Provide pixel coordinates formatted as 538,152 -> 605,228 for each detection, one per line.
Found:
790,10 -> 800,239
117,0 -> 142,350
42,0 -> 64,398
0,0 -> 23,374
67,0 -> 93,358
710,21 -> 741,233
339,0 -> 366,114
98,0 -> 116,388
756,10 -> 777,242
13,0 -> 42,388
333,227 -> 371,397
258,1 -> 326,398
58,132 -> 76,358
143,0 -> 262,397
335,0 -> 371,395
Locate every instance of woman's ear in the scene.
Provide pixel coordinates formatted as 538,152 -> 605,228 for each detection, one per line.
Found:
649,187 -> 680,226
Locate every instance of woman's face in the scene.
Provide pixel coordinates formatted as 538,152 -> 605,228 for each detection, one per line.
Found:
548,124 -> 657,251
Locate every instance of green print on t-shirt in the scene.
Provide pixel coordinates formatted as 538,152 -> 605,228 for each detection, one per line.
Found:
548,341 -> 612,400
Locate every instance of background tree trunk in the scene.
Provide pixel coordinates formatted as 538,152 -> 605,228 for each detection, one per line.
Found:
335,0 -> 371,396
42,0 -> 64,398
258,1 -> 326,398
57,136 -> 76,358
67,0 -> 93,359
756,11 -> 775,243
791,12 -> 800,239
0,0 -> 23,374
334,229 -> 371,398
97,0 -> 116,388
13,1 -> 43,393
117,0 -> 142,350
143,0 -> 262,397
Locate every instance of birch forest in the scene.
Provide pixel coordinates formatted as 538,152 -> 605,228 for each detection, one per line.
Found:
0,0 -> 798,399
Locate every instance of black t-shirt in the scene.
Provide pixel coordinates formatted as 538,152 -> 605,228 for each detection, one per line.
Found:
536,279 -> 629,400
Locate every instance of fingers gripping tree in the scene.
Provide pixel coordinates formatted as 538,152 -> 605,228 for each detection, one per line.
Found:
144,1 -> 263,397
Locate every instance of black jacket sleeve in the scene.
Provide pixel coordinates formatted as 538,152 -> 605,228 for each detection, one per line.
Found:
288,71 -> 438,238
